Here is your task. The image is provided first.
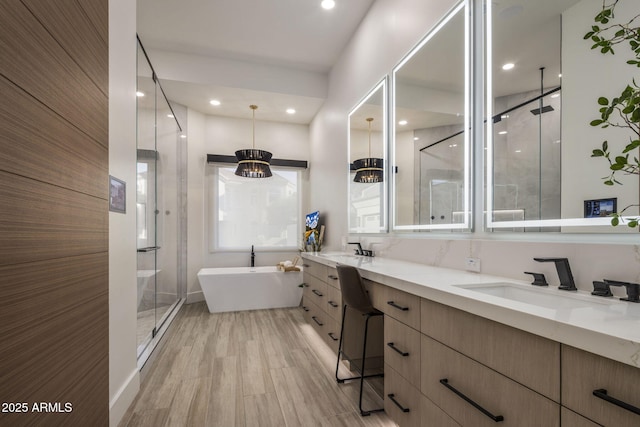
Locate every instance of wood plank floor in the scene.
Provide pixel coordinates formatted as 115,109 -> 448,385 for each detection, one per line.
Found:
120,302 -> 397,427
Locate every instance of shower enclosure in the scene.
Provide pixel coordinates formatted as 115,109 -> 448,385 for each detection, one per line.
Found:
136,37 -> 186,362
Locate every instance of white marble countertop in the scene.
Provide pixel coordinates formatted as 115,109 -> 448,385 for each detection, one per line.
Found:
302,252 -> 640,368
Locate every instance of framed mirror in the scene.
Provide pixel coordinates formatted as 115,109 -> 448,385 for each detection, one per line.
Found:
391,0 -> 471,231
486,0 -> 639,233
348,79 -> 387,233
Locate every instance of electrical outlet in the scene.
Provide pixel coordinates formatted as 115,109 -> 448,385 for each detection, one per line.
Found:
465,257 -> 481,273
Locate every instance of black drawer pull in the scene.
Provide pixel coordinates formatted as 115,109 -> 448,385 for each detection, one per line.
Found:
440,379 -> 504,422
311,316 -> 323,326
387,394 -> 410,413
300,282 -> 308,288
593,389 -> 640,416
328,274 -> 338,280
387,301 -> 409,311
387,342 -> 409,357
312,289 -> 324,297
328,300 -> 339,308
328,332 -> 339,341
302,306 -> 309,312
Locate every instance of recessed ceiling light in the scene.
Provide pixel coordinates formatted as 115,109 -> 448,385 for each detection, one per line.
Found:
210,99 -> 221,106
180,134 -> 187,139
398,120 -> 408,126
321,0 -> 335,10
136,91 -> 145,97
286,108 -> 296,114
502,63 -> 515,71
558,73 -> 562,78
498,130 -> 508,135
413,137 -> 420,141
167,114 -> 174,118
551,93 -> 560,98
515,149 -> 522,153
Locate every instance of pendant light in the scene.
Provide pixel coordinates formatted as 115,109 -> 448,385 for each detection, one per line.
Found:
235,105 -> 273,178
353,117 -> 383,183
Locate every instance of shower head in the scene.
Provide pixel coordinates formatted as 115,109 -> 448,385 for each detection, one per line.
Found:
530,105 -> 554,115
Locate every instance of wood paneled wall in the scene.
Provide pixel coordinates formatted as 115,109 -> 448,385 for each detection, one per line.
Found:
0,0 -> 109,425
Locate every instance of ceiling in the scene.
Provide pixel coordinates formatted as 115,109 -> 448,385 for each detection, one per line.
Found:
136,0 -> 375,124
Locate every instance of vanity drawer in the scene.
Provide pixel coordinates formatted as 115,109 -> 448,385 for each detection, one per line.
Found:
325,266 -> 341,289
307,302 -> 327,338
384,316 -> 420,388
562,345 -> 640,427
421,394 -> 461,427
384,364 -> 421,427
368,280 -> 420,329
302,259 -> 327,281
325,285 -> 342,322
561,407 -> 601,427
421,334 -> 560,427
301,296 -> 313,323
323,317 -> 341,354
420,298 -> 560,401
304,275 -> 327,306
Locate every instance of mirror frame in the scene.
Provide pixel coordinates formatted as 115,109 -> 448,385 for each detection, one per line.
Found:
347,78 -> 388,234
391,0 -> 471,231
484,0 -> 634,231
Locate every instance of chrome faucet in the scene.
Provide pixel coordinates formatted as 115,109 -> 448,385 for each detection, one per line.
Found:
251,245 -> 255,267
534,258 -> 577,291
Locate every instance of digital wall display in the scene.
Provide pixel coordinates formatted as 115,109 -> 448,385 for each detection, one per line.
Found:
584,198 -> 617,218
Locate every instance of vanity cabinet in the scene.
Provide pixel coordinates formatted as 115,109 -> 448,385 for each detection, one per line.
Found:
560,408 -> 601,427
302,259 -> 341,353
562,345 -> 640,427
420,299 -> 560,401
384,363 -> 422,427
302,259 -> 383,360
421,334 -> 559,426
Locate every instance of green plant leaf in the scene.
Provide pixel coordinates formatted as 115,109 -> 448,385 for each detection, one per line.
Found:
590,119 -> 604,126
598,97 -> 609,105
611,216 -> 619,226
592,149 -> 605,157
604,180 -> 614,185
628,220 -> 638,228
611,163 -> 624,170
603,141 -> 608,151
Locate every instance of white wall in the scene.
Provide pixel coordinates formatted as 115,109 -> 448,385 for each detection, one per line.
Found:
108,0 -> 139,425
563,0 -> 640,225
186,112 -> 311,302
310,0 -> 640,290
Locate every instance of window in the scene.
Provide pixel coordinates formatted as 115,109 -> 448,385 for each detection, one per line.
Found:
209,166 -> 301,250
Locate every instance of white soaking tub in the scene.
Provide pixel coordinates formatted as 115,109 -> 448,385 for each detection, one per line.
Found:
197,266 -> 304,313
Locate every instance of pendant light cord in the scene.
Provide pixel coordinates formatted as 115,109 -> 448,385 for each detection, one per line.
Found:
250,104 -> 258,149
367,117 -> 374,157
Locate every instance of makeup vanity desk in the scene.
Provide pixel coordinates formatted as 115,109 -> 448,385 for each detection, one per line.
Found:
300,252 -> 640,427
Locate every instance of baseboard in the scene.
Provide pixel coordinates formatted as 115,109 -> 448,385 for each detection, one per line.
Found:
186,290 -> 204,304
109,368 -> 140,427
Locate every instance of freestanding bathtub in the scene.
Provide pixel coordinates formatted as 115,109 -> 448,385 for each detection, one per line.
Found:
197,266 -> 304,313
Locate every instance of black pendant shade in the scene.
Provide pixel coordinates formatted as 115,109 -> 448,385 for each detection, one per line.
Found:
234,104 -> 273,178
234,149 -> 273,178
353,117 -> 384,183
353,157 -> 384,183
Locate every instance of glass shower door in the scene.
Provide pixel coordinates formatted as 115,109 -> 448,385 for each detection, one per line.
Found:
136,37 -> 184,360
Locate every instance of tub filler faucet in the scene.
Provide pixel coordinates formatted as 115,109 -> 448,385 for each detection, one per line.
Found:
251,245 -> 255,267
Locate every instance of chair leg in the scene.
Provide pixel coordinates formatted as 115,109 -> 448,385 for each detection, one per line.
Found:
335,304 -> 348,383
358,313 -> 384,416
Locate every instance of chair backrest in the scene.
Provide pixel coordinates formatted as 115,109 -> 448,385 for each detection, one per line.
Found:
336,265 -> 375,313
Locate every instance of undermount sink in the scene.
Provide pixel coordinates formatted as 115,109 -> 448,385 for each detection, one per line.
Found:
455,282 -> 612,310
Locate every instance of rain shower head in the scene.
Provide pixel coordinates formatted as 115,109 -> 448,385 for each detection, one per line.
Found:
530,105 -> 554,115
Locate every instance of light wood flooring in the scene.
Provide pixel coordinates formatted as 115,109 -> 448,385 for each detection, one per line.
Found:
120,302 -> 397,427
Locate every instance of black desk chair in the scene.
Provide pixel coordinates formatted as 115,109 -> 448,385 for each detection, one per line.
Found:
334,265 -> 384,416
